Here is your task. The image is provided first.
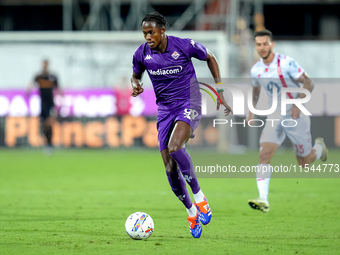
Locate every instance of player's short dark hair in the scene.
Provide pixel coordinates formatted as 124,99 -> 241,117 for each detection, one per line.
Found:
141,12 -> 168,28
254,29 -> 273,41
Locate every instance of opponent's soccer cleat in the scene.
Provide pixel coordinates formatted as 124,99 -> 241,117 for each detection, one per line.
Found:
315,137 -> 328,162
248,198 -> 270,213
196,197 -> 212,225
187,212 -> 202,238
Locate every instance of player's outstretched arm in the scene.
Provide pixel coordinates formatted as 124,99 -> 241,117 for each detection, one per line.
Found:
206,49 -> 221,84
131,72 -> 144,97
205,49 -> 233,116
216,92 -> 233,116
297,73 -> 315,93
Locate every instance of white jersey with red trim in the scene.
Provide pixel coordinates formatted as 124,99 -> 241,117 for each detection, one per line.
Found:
250,52 -> 305,116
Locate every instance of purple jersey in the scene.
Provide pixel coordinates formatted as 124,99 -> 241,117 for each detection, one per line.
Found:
132,36 -> 207,109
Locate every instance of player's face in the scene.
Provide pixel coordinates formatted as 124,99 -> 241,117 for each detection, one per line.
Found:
255,36 -> 275,60
142,21 -> 166,50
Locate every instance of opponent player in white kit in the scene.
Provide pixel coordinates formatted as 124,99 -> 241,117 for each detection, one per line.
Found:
247,29 -> 328,213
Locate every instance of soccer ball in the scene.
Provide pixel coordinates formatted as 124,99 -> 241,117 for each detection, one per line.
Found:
125,212 -> 154,240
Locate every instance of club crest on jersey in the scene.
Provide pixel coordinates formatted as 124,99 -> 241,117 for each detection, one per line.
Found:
171,51 -> 180,59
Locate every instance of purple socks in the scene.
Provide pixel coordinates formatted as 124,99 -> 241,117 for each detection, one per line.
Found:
170,148 -> 200,194
166,148 -> 201,208
166,148 -> 201,209
166,170 -> 192,209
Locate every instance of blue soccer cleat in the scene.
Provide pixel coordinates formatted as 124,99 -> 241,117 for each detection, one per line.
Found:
187,212 -> 202,238
196,197 -> 212,225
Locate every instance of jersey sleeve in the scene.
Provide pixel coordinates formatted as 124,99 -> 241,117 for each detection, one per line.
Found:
286,57 -> 304,80
184,38 -> 208,60
132,47 -> 146,75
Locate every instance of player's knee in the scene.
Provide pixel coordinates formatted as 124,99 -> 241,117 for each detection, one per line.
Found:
298,160 -> 309,167
168,144 -> 181,154
297,156 -> 312,167
259,151 -> 272,164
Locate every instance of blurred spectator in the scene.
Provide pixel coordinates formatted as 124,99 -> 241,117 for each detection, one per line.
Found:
27,59 -> 62,154
254,13 -> 265,32
233,17 -> 253,77
113,76 -> 132,116
253,13 -> 266,63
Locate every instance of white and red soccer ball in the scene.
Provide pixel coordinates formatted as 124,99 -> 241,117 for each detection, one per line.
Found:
125,212 -> 154,240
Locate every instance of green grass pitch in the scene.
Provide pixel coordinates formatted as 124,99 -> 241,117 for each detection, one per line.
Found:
0,148 -> 339,255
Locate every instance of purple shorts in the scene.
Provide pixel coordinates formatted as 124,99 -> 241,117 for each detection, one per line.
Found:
157,102 -> 202,152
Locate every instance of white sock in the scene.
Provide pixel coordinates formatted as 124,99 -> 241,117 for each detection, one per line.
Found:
193,189 -> 205,203
313,144 -> 323,160
186,204 -> 197,217
256,164 -> 272,202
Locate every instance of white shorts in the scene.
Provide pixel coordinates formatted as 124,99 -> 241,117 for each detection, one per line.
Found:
259,115 -> 312,157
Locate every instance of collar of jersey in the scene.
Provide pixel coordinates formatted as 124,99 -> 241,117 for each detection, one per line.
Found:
151,35 -> 170,54
260,52 -> 278,67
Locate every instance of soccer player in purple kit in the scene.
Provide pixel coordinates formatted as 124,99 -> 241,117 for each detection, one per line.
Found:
131,12 -> 232,238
